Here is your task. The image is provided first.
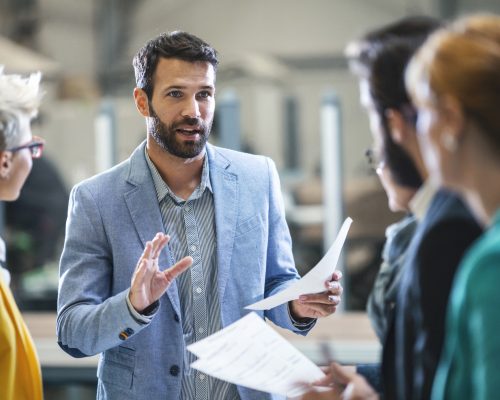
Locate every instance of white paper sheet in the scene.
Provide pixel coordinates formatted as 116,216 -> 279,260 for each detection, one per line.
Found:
246,217 -> 353,311
188,312 -> 326,397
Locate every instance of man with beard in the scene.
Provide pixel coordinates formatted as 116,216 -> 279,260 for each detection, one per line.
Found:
57,31 -> 343,400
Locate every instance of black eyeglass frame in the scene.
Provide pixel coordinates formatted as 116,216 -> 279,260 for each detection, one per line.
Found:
365,148 -> 385,172
7,136 -> 45,159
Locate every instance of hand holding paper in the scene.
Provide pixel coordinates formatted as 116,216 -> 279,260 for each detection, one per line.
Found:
188,312 -> 328,398
246,217 -> 352,311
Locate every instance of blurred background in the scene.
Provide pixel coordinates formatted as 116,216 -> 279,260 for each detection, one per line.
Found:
1,0 -> 499,398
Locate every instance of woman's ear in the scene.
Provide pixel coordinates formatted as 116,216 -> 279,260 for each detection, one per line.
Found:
0,151 -> 12,179
385,109 -> 407,144
440,95 -> 465,142
133,88 -> 151,118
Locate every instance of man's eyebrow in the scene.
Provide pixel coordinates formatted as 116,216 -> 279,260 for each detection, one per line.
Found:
161,85 -> 215,92
163,85 -> 185,91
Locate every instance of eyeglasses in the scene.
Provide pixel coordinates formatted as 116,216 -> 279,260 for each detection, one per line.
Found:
8,136 -> 45,159
365,148 -> 385,173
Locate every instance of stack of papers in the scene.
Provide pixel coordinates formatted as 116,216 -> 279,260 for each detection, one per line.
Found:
187,312 -> 325,398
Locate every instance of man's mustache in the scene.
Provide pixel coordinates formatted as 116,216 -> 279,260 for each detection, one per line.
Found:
179,116 -> 202,126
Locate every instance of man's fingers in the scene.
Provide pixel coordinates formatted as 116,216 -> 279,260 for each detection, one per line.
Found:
300,388 -> 337,400
294,302 -> 337,318
141,241 -> 153,261
299,293 -> 341,306
325,280 -> 343,296
331,270 -> 343,281
131,259 -> 148,287
164,256 -> 193,282
312,371 -> 334,387
134,241 -> 153,276
329,362 -> 355,386
151,233 -> 169,259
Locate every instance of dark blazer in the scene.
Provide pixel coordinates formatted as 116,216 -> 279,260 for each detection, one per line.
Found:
381,189 -> 482,400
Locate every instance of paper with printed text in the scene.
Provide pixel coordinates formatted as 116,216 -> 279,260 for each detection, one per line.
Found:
188,312 -> 327,397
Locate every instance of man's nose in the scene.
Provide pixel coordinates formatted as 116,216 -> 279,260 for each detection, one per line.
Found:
181,97 -> 201,119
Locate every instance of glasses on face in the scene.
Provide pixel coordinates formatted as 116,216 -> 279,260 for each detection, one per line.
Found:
365,148 -> 385,173
8,136 -> 45,159
400,104 -> 418,126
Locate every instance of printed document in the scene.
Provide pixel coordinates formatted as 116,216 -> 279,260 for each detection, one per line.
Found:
188,312 -> 326,398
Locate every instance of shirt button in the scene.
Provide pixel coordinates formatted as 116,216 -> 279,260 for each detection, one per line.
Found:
185,206 -> 191,211
199,374 -> 206,380
198,327 -> 204,333
190,245 -> 196,252
170,365 -> 180,376
195,287 -> 202,294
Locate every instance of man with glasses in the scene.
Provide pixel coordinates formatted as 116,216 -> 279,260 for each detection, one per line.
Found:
303,16 -> 482,400
0,67 -> 44,400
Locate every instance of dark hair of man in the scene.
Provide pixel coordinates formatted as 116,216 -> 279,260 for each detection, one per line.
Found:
346,16 -> 442,189
133,31 -> 219,100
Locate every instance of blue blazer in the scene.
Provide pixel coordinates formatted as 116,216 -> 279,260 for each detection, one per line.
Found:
57,142 -> 308,400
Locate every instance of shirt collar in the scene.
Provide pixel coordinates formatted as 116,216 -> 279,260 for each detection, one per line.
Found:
409,179 -> 438,221
144,146 -> 212,204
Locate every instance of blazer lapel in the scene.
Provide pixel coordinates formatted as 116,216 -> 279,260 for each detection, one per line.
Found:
207,145 -> 239,303
123,142 -> 181,317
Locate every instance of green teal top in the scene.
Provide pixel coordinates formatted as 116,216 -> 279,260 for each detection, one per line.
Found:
432,210 -> 500,400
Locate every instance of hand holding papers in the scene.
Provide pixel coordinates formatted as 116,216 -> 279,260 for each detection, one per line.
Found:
188,312 -> 327,398
246,217 -> 353,311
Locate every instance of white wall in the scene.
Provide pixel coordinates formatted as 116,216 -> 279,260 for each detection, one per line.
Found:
30,0 -> 469,187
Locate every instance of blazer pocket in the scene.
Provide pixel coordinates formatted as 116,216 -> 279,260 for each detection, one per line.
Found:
235,215 -> 262,238
99,346 -> 135,390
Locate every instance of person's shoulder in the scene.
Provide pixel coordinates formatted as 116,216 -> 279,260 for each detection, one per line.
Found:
74,142 -> 146,193
465,223 -> 500,269
429,189 -> 471,219
208,144 -> 270,172
457,229 -> 500,299
210,144 -> 267,163
72,157 -> 130,194
423,189 -> 479,232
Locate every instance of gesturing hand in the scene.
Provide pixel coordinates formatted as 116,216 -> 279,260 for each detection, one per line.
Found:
129,232 -> 192,313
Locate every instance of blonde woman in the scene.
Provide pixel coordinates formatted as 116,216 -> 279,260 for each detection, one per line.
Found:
406,14 -> 500,399
0,68 -> 44,400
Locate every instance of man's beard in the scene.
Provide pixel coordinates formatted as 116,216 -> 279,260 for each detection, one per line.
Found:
148,105 -> 212,159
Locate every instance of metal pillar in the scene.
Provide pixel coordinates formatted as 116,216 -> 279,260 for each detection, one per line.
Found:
284,95 -> 300,170
320,91 -> 346,308
217,89 -> 241,151
94,99 -> 117,173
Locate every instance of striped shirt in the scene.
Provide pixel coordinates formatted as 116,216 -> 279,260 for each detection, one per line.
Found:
145,149 -> 240,400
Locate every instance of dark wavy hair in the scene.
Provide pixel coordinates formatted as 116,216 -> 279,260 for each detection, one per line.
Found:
346,16 -> 443,189
132,31 -> 218,100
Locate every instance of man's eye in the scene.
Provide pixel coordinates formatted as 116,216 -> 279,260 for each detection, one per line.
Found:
197,91 -> 211,99
168,90 -> 182,98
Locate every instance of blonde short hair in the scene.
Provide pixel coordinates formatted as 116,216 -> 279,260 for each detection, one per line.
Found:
0,67 -> 42,151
